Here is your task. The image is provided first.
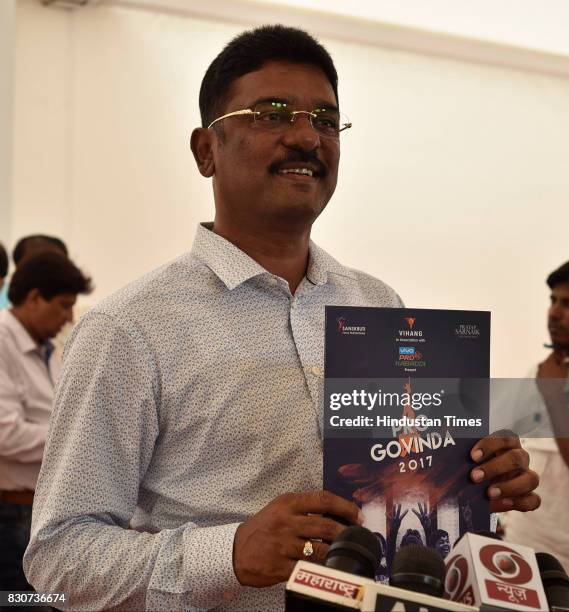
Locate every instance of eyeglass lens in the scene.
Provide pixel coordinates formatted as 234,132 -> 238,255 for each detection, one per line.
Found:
252,102 -> 348,137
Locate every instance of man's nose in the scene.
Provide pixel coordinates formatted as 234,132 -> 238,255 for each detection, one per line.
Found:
549,302 -> 561,320
281,114 -> 321,151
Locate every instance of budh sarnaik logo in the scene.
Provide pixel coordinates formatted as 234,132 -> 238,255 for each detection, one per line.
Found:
455,323 -> 480,339
399,316 -> 423,337
336,317 -> 366,336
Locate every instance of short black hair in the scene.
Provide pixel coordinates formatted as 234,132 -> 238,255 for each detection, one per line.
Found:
13,234 -> 68,266
0,242 -> 8,278
199,24 -> 339,128
8,252 -> 92,306
547,261 -> 569,289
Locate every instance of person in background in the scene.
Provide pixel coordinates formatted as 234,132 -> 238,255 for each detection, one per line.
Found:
0,234 -> 69,311
13,234 -> 69,267
0,234 -> 88,359
0,242 -> 8,289
0,242 -> 9,309
0,252 -> 92,593
24,25 -> 540,611
504,260 -> 569,571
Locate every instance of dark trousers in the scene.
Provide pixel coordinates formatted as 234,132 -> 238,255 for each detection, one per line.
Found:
0,499 -> 33,591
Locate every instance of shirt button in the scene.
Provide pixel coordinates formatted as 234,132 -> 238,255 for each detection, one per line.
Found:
311,366 -> 322,377
268,277 -> 278,286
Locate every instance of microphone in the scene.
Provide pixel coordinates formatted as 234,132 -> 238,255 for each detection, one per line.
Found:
444,532 -> 548,610
390,544 -> 445,597
286,526 -> 477,611
325,525 -> 381,579
536,552 -> 569,612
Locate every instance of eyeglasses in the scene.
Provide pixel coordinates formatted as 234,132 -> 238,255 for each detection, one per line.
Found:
207,101 -> 352,138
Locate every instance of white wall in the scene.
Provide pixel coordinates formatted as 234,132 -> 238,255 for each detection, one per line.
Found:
0,0 -> 15,245
259,0 -> 569,57
10,0 -> 569,376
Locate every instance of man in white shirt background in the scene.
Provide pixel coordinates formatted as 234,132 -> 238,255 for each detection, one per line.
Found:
505,260 -> 569,571
0,251 -> 91,592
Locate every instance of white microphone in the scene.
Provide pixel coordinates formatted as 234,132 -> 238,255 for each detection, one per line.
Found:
444,532 -> 548,611
286,559 -> 479,611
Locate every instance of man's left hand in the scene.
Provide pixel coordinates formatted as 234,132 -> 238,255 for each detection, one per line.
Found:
470,432 -> 540,513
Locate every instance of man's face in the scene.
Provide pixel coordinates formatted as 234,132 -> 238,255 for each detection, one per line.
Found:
548,281 -> 569,349
436,534 -> 451,557
30,293 -> 76,342
210,61 -> 340,229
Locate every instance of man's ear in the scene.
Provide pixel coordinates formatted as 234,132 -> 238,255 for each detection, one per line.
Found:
25,288 -> 42,308
190,128 -> 215,178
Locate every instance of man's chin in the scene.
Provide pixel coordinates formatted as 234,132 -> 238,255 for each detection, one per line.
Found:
549,332 -> 569,348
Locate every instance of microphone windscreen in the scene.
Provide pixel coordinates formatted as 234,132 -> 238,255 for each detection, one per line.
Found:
390,544 -> 445,597
536,552 -> 569,611
325,525 -> 381,579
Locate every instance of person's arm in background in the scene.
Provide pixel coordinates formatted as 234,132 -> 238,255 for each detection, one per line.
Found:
0,349 -> 48,464
23,312 -> 243,611
536,349 -> 569,468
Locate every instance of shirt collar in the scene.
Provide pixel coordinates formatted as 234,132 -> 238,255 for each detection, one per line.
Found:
191,222 -> 357,290
3,310 -> 39,355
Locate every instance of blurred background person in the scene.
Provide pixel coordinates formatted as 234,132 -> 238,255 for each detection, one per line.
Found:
0,251 -> 92,592
505,260 -> 569,571
0,234 -> 68,311
0,234 -> 89,359
0,242 -> 8,291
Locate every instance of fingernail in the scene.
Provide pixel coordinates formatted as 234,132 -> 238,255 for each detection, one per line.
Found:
502,498 -> 514,508
357,510 -> 365,525
488,487 -> 501,498
471,449 -> 484,462
471,468 -> 485,482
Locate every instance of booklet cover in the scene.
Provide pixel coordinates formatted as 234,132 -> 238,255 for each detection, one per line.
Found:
324,307 -> 491,582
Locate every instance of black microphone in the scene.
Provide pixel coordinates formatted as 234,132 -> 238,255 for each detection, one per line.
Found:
324,525 -> 381,579
390,544 -> 445,597
286,527 -> 477,611
536,552 -> 569,612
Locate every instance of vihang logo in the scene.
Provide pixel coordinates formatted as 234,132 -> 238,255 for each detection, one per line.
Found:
399,316 -> 423,338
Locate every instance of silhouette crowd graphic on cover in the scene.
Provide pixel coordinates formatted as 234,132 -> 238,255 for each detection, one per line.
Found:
324,307 -> 491,583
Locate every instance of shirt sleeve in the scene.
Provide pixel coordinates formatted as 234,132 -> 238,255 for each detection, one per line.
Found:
0,349 -> 48,463
23,312 -> 243,611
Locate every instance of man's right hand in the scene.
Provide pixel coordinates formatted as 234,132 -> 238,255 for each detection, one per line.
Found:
232,490 -> 363,587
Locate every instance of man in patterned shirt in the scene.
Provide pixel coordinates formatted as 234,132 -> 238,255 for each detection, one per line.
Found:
24,25 -> 540,611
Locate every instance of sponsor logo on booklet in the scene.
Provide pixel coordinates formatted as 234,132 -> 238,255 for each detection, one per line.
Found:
397,316 -> 425,341
337,317 -> 366,336
396,348 -> 426,367
455,323 -> 481,338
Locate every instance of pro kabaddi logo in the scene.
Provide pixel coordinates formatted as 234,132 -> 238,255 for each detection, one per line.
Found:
336,317 -> 366,336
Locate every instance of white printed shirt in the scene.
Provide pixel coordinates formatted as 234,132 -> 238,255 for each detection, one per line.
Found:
24,223 -> 403,611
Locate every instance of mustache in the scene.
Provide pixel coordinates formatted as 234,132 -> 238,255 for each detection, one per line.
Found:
268,152 -> 327,177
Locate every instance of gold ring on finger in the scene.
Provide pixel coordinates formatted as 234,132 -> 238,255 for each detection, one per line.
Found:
302,540 -> 314,558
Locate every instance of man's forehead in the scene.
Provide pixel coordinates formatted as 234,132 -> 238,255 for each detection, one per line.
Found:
226,60 -> 337,108
552,281 -> 569,298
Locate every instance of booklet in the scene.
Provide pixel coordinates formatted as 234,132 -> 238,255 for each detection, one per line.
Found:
323,307 -> 491,581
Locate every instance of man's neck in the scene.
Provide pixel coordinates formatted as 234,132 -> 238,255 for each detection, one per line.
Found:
212,219 -> 311,295
10,307 -> 42,345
